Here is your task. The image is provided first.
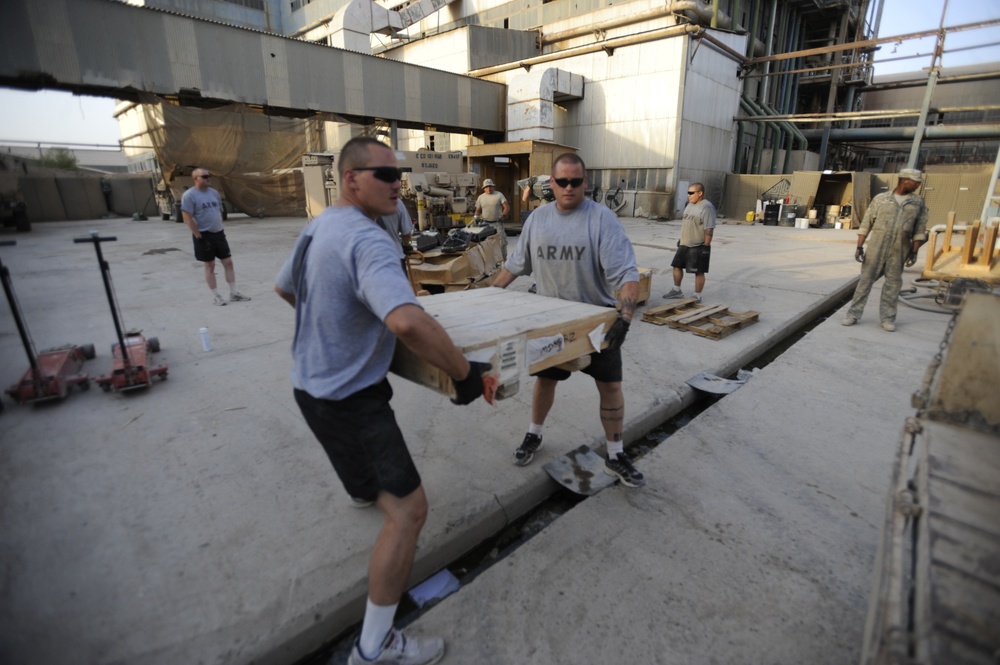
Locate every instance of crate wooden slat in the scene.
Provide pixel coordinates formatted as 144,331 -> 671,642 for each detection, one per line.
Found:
641,300 -> 759,340
391,287 -> 617,397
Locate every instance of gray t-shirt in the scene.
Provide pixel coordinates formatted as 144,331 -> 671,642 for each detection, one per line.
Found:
181,187 -> 225,233
504,198 -> 638,306
475,191 -> 508,221
679,199 -> 716,247
275,205 -> 420,400
379,199 -> 414,243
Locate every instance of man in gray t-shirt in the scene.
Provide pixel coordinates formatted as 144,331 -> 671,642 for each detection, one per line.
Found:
181,168 -> 250,306
275,137 -> 487,665
377,199 -> 414,251
493,153 -> 645,488
663,182 -> 715,302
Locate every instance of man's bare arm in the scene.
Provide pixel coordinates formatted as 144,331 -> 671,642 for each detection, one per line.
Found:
492,268 -> 516,289
616,281 -> 639,322
275,285 -> 296,307
385,304 -> 471,381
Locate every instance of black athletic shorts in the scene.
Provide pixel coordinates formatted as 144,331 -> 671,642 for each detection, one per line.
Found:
293,379 -> 421,503
532,346 -> 623,383
671,244 -> 710,274
193,230 -> 232,262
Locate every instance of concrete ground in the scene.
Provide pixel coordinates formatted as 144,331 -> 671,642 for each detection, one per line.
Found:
0,215 -> 951,665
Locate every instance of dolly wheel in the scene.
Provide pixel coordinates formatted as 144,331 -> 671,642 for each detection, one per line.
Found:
80,378 -> 90,391
147,337 -> 160,353
81,343 -> 96,360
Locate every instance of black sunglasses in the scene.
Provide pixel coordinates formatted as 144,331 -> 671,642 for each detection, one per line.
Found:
353,166 -> 403,183
197,174 -> 212,179
687,190 -> 700,195
553,177 -> 584,188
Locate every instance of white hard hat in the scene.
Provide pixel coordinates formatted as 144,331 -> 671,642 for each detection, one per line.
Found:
482,179 -> 495,188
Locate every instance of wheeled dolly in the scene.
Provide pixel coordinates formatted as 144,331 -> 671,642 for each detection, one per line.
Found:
75,232 -> 168,392
1,240 -> 95,406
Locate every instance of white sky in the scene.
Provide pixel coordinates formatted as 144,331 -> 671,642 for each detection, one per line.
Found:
0,0 -> 997,147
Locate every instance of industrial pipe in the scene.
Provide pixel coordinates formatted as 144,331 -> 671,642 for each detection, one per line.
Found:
539,0 -> 760,58
740,95 -> 783,173
468,24 -> 703,77
743,96 -> 784,174
798,124 -> 1000,141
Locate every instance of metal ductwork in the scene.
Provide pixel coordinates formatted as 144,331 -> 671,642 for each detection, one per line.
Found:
507,68 -> 585,142
330,0 -> 457,52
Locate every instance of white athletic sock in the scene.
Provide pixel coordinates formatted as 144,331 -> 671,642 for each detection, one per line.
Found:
528,423 -> 543,436
606,440 -> 624,458
228,282 -> 238,294
358,599 -> 397,659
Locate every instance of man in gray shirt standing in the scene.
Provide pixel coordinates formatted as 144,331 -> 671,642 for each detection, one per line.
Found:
492,153 -> 644,488
181,168 -> 250,306
663,182 -> 715,302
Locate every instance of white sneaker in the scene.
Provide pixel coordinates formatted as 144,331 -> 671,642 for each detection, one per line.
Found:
349,496 -> 375,508
229,291 -> 251,302
213,293 -> 227,306
693,293 -> 702,302
348,629 -> 444,665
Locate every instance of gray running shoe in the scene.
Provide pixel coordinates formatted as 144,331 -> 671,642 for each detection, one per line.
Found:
605,453 -> 646,487
229,291 -> 251,302
347,629 -> 444,665
213,293 -> 227,306
662,288 -> 683,299
513,433 -> 543,466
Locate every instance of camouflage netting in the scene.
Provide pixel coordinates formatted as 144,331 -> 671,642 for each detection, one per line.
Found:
141,99 -> 330,218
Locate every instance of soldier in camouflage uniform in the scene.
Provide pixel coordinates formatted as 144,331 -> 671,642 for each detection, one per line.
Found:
842,168 -> 929,332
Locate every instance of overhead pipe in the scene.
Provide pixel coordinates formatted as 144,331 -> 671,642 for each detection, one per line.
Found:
468,23 -> 703,77
541,1 -> 761,57
798,124 -> 1000,141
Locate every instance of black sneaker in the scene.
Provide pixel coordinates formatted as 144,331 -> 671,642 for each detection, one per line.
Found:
513,433 -> 543,466
605,453 -> 646,487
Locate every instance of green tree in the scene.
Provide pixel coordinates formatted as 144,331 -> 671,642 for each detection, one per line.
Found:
39,147 -> 78,170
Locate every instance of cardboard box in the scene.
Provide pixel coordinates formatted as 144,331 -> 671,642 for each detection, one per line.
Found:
408,233 -> 504,288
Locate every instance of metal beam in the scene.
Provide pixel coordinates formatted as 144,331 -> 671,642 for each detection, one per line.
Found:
0,0 -> 506,135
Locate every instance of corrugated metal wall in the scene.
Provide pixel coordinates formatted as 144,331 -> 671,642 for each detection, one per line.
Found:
0,0 -> 505,134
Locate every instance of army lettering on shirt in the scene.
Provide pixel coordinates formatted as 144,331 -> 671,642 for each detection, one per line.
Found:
538,245 -> 587,261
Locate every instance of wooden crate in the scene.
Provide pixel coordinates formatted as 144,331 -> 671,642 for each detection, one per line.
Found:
642,299 -> 759,340
391,287 -> 618,399
615,267 -> 652,305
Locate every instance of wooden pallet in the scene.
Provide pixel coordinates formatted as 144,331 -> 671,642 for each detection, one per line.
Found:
641,299 -> 759,340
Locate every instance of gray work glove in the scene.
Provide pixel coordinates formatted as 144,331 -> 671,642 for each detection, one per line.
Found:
905,251 -> 918,267
855,246 -> 865,263
604,316 -> 630,352
451,361 -> 491,405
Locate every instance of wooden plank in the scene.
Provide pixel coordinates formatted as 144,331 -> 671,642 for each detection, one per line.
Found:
390,288 -> 618,399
